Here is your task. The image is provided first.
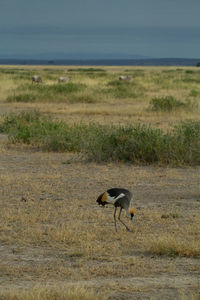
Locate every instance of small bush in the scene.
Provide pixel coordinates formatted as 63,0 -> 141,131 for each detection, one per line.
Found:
150,96 -> 187,112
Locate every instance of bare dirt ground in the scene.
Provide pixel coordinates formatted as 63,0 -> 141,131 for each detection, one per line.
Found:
0,133 -> 200,299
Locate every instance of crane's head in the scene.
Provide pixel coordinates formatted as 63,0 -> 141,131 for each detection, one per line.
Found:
128,207 -> 136,220
96,192 -> 108,206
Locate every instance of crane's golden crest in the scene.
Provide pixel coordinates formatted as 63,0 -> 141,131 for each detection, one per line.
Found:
129,207 -> 136,214
101,192 -> 108,203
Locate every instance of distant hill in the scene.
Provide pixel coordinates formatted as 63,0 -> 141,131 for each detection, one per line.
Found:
0,58 -> 199,66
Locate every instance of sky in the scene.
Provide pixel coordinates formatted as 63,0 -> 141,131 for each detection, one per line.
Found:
0,0 -> 200,59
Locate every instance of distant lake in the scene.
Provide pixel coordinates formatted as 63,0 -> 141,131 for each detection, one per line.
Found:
0,58 -> 200,66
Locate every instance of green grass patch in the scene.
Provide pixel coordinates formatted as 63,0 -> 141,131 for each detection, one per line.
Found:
8,83 -> 88,103
0,68 -> 21,74
124,69 -> 145,77
68,93 -> 98,104
26,82 -> 86,94
1,111 -> 199,165
183,77 -> 200,83
0,111 -> 86,152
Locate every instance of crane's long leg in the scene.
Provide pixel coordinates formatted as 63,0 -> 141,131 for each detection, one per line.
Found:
118,208 -> 131,232
114,207 -> 117,232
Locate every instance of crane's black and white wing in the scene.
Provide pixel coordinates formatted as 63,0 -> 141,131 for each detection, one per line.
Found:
106,188 -> 128,204
96,187 -> 131,206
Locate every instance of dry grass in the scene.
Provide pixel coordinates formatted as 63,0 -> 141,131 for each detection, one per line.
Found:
0,156 -> 199,298
1,198 -> 199,258
0,65 -> 200,299
0,65 -> 200,129
0,285 -> 107,300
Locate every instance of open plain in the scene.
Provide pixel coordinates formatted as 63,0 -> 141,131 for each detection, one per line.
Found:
0,66 -> 200,299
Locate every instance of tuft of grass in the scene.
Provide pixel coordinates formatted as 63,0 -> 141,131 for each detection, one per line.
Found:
161,213 -> 179,219
149,235 -> 200,258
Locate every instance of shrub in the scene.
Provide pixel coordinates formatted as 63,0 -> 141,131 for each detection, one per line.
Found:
83,124 -> 164,163
171,120 -> 200,164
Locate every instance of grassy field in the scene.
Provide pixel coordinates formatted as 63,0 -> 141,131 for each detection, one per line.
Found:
0,65 -> 200,299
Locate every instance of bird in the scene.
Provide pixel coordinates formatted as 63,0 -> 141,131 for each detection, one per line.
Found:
96,188 -> 136,232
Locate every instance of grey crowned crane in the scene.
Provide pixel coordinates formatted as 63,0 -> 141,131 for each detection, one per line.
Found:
96,188 -> 136,232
